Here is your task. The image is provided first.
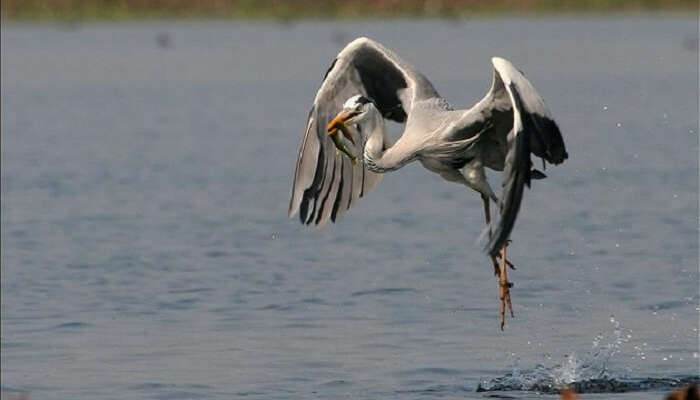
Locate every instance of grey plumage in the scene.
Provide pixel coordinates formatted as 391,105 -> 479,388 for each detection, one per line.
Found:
289,37 -> 567,256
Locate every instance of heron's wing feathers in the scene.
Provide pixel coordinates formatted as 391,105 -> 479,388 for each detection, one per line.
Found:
289,37 -> 436,227
458,57 -> 568,255
339,37 -> 440,122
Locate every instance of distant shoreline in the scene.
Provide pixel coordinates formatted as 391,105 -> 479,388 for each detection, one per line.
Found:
1,0 -> 697,21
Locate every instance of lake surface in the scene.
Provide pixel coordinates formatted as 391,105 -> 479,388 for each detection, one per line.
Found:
1,17 -> 698,400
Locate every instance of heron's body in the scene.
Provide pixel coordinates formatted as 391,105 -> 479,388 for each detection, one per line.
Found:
361,101 -> 504,197
288,37 -> 568,328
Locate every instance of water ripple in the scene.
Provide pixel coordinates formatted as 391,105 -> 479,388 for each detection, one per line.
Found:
350,287 -> 418,297
53,321 -> 91,330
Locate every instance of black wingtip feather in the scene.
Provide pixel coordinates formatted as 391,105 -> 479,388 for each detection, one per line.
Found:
530,169 -> 547,180
529,115 -> 568,165
314,155 -> 337,226
330,161 -> 345,223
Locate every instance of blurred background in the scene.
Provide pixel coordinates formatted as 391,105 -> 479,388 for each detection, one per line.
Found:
0,0 -> 697,19
1,1 -> 698,400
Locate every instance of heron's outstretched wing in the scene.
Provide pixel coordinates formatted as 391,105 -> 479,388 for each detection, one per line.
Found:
289,37 -> 440,228
455,57 -> 568,255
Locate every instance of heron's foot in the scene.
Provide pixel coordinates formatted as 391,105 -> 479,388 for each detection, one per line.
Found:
491,255 -> 516,276
499,278 -> 514,330
496,241 -> 514,330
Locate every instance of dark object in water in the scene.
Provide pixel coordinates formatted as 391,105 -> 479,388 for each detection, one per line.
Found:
156,32 -> 171,49
665,383 -> 700,400
560,388 -> 578,400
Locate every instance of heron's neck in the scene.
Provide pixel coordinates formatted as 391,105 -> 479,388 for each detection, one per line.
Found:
362,118 -> 414,173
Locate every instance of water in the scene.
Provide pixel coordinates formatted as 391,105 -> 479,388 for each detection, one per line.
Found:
1,17 -> 698,400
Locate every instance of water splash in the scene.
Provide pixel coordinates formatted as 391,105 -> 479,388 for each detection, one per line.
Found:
478,374 -> 699,394
477,317 -> 698,394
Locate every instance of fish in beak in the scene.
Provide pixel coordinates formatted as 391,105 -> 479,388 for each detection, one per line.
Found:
326,109 -> 360,165
326,109 -> 357,145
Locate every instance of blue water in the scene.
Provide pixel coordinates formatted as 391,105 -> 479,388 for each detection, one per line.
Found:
1,17 -> 698,399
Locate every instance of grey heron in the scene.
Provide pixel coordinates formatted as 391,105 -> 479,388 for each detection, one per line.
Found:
288,37 -> 568,329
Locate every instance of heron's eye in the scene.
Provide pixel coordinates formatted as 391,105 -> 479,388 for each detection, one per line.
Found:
355,104 -> 363,113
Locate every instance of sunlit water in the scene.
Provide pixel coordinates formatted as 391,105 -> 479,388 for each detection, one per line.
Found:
1,17 -> 698,400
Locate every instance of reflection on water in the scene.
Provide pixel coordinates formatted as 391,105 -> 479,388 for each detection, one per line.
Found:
1,17 -> 698,400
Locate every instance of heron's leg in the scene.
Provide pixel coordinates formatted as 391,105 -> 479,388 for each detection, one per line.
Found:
465,163 -> 515,327
480,193 -> 510,327
482,194 -> 492,235
482,194 -> 516,275
482,194 -> 503,276
498,243 -> 514,330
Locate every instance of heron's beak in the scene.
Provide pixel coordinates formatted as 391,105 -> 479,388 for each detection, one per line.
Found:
326,109 -> 356,145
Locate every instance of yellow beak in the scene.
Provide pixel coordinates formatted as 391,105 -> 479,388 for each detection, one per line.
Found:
326,109 -> 356,145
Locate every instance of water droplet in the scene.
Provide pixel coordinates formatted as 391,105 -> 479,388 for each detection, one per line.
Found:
672,193 -> 678,198
616,122 -> 622,128
602,105 -> 608,111
663,357 -> 668,361
693,352 -> 698,358
615,243 -> 620,248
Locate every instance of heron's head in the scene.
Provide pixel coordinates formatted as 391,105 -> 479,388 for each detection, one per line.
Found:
326,95 -> 376,142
